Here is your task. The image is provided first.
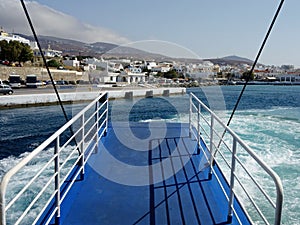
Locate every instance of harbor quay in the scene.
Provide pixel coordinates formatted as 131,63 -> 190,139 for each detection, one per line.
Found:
0,87 -> 186,108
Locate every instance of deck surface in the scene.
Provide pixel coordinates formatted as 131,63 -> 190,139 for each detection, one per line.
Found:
59,122 -> 249,225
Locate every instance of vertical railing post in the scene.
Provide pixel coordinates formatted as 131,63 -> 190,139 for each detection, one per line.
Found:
274,184 -> 283,225
54,137 -> 61,225
208,115 -> 214,179
189,94 -> 192,138
105,93 -> 109,136
0,188 -> 6,225
197,102 -> 201,154
80,114 -> 85,180
227,138 -> 237,223
95,100 -> 99,154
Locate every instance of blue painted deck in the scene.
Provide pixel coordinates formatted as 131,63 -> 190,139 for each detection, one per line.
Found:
56,122 -> 250,225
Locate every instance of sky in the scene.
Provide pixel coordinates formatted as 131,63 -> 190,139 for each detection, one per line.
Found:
0,0 -> 299,67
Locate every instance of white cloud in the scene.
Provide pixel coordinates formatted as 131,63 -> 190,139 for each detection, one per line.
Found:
0,0 -> 129,44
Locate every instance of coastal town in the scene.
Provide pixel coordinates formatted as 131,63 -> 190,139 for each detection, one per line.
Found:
1,28 -> 300,91
0,1 -> 298,224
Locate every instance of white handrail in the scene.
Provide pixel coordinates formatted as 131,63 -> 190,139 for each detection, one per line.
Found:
0,92 -> 108,225
189,92 -> 283,225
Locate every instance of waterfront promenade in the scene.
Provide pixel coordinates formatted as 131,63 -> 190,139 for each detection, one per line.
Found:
0,86 -> 186,108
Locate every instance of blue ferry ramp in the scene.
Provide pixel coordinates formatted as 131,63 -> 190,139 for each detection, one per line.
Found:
59,122 -> 249,225
0,92 -> 283,225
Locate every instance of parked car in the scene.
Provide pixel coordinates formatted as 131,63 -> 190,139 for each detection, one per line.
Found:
76,80 -> 90,85
68,81 -> 76,85
0,84 -> 14,95
46,80 -> 57,85
56,80 -> 65,85
36,80 -> 46,86
1,60 -> 10,66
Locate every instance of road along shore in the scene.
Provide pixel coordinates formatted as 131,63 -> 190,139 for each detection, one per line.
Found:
0,87 -> 186,109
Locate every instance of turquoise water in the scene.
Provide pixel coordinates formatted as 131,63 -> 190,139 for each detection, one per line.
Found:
0,85 -> 299,224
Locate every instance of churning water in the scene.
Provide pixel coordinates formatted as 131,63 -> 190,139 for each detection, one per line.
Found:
0,85 -> 299,224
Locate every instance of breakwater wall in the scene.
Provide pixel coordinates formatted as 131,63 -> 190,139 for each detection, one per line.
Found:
0,67 -> 88,82
0,87 -> 186,109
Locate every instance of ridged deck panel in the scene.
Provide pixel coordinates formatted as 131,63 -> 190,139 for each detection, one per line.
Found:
58,122 -> 249,225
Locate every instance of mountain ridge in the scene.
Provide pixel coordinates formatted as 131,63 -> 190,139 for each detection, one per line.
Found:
17,34 -> 257,65
205,55 -> 260,66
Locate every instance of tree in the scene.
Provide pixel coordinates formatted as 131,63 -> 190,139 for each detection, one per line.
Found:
77,55 -> 84,61
18,44 -> 33,63
6,41 -> 22,62
226,72 -> 234,80
47,59 -> 61,68
155,71 -> 163,77
142,67 -> 150,73
0,40 -> 9,60
0,40 -> 33,63
241,71 -> 255,81
163,70 -> 179,79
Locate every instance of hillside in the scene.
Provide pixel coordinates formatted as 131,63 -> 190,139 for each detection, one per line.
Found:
17,34 -> 256,65
205,55 -> 261,66
18,34 -> 116,56
17,34 -> 170,60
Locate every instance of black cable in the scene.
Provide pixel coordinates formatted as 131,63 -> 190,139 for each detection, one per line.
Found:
214,0 -> 285,153
226,0 -> 285,127
20,0 -> 80,153
20,0 -> 69,122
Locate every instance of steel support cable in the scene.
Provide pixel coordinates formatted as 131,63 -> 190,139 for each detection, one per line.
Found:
20,0 -> 80,154
227,0 -> 285,127
215,0 -> 285,151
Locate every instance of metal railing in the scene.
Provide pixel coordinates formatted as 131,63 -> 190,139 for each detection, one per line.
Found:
189,93 -> 283,225
0,92 -> 108,225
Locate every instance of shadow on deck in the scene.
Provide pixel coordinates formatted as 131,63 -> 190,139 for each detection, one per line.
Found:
58,122 -> 249,225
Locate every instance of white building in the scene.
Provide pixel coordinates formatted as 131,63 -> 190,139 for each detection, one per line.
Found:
84,58 -> 108,70
118,67 -> 146,83
90,71 -> 119,83
83,58 -> 124,72
0,30 -> 63,59
146,61 -> 157,70
186,61 -> 215,80
81,63 -> 97,71
84,58 -> 146,84
32,44 -> 62,58
0,30 -> 30,45
151,66 -> 171,73
84,58 -> 123,84
277,73 -> 300,83
33,48 -> 62,58
173,64 -> 185,73
63,57 -> 80,68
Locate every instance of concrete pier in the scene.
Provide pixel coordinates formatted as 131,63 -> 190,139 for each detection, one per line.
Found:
0,87 -> 186,108
163,89 -> 170,97
145,90 -> 153,98
124,91 -> 133,99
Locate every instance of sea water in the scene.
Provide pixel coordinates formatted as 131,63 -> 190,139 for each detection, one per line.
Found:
0,85 -> 299,224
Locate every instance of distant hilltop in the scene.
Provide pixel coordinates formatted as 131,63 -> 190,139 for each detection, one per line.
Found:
17,34 -> 118,57
17,34 -> 173,61
17,33 -> 258,65
205,55 -> 263,66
